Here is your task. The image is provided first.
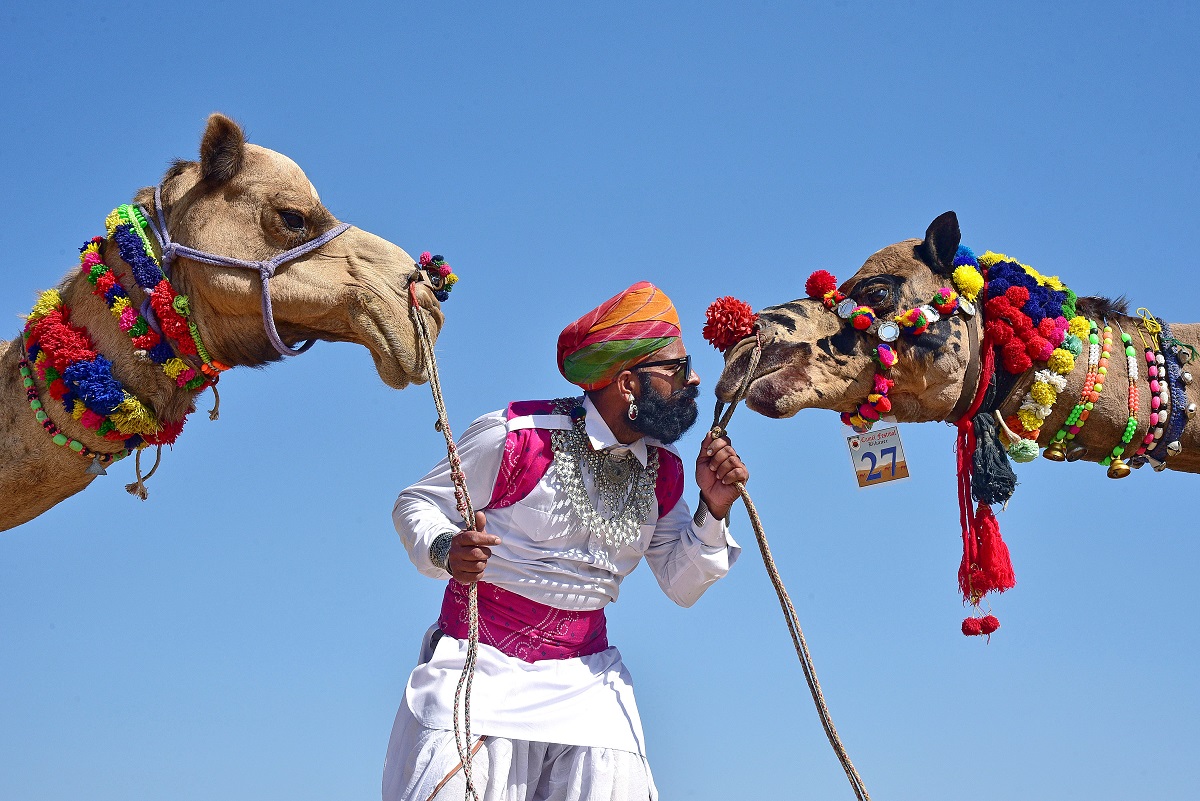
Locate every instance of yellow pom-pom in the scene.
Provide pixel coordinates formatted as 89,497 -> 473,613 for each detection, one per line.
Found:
80,241 -> 101,256
1030,381 -> 1057,406
1047,348 -> 1075,375
28,290 -> 63,323
978,251 -> 1008,269
110,394 -> 159,435
71,399 -> 87,420
444,273 -> 459,287
111,295 -> 131,315
1068,316 -> 1090,338
163,358 -> 189,380
1016,407 -> 1042,433
104,209 -> 122,235
952,265 -> 985,302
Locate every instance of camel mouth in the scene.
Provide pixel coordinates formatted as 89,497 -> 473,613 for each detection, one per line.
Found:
715,338 -> 785,410
349,289 -> 441,389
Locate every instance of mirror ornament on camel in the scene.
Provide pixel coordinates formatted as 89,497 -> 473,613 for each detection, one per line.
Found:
706,211 -> 1198,636
1,114 -> 456,533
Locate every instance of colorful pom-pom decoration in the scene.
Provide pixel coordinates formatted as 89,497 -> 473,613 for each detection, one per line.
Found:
874,343 -> 897,368
703,296 -> 758,352
805,270 -> 838,300
848,306 -> 875,330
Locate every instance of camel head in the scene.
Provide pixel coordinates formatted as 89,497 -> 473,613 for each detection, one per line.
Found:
716,212 -> 973,421
132,114 -> 444,389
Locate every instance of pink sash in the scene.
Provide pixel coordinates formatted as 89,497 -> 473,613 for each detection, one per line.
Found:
438,580 -> 609,663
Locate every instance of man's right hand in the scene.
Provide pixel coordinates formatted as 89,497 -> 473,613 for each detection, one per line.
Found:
448,512 -> 500,584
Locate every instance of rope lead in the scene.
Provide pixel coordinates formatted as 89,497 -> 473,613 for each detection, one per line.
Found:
716,334 -> 872,801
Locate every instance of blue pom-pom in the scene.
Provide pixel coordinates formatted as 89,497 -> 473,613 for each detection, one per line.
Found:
987,277 -> 1012,298
435,290 -> 449,302
63,356 -> 125,415
125,435 -> 143,449
148,342 -> 175,364
104,283 -> 127,304
113,225 -> 162,290
952,245 -> 977,266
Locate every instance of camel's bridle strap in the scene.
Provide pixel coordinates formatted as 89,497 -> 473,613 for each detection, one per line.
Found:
946,307 -> 984,424
142,184 -> 352,357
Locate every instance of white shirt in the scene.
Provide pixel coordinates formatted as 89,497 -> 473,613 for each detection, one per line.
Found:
392,396 -> 740,753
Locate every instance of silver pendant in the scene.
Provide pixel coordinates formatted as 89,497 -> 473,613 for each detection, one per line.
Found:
85,458 -> 108,476
959,299 -> 976,317
837,298 -> 858,319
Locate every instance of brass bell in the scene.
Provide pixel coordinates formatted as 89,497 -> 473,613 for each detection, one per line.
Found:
1180,348 -> 1193,365
1183,371 -> 1194,385
1042,441 -> 1067,462
1167,440 -> 1183,456
1107,458 -> 1131,479
1065,443 -> 1088,462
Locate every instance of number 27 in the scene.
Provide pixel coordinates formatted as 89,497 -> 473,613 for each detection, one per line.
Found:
860,446 -> 898,481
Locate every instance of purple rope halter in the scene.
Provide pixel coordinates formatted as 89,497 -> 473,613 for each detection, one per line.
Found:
142,184 -> 352,357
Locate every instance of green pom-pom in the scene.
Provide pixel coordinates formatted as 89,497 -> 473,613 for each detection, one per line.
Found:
172,294 -> 191,316
1008,439 -> 1040,463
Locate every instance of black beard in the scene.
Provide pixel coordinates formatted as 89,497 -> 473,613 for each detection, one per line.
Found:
629,373 -> 700,444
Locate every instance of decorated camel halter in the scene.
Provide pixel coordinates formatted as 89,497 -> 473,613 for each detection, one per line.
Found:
21,195 -> 458,491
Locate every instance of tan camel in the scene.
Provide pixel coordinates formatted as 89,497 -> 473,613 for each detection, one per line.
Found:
715,212 -> 1200,474
0,114 -> 446,531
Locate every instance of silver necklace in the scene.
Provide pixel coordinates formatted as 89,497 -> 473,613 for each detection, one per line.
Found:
550,397 -> 659,550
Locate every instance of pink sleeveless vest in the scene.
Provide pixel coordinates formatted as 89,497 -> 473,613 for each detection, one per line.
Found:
437,399 -> 686,663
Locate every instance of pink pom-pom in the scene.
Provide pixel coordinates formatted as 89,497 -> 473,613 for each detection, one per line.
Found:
858,403 -> 881,421
805,270 -> 838,300
873,373 -> 894,394
875,344 -> 897,368
703,296 -> 758,352
961,617 -> 984,636
438,263 -> 453,277
419,252 -> 433,267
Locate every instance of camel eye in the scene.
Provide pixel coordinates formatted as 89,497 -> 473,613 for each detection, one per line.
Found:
279,210 -> 306,231
862,286 -> 890,306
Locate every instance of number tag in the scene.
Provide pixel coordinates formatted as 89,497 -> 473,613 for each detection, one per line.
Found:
845,424 -> 910,488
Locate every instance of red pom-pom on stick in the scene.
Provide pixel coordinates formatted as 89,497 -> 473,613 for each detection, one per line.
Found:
805,270 -> 838,299
703,296 -> 758,353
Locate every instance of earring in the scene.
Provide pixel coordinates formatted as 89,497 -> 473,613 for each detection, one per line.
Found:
627,398 -> 639,421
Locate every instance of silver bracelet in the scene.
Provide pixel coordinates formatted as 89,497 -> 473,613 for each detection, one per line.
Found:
428,531 -> 454,574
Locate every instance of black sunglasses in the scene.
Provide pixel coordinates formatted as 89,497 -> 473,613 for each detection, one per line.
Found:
635,354 -> 692,381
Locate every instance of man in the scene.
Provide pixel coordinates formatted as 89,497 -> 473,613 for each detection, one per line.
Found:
385,281 -> 748,801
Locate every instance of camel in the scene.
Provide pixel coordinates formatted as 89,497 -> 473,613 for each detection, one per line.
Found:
715,211 -> 1200,475
1,114 -> 448,532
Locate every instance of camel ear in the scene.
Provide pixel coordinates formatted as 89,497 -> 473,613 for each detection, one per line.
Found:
199,113 -> 246,184
918,211 -> 961,275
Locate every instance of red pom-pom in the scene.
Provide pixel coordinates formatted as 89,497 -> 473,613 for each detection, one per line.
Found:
985,320 -> 1013,345
874,396 -> 892,413
1037,317 -> 1059,338
703,296 -> 758,353
961,617 -> 983,636
1005,285 -> 1030,306
805,270 -> 838,299
979,615 -> 1000,635
1002,340 -> 1032,373
49,379 -> 68,400
1026,334 -> 1054,361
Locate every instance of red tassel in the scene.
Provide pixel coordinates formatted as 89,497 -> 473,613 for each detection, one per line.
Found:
974,503 -> 1016,594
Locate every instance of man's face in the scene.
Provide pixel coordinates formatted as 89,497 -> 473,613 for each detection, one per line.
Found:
629,341 -> 701,444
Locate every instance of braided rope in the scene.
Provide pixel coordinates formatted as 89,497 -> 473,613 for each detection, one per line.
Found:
714,335 -> 871,801
408,285 -> 481,801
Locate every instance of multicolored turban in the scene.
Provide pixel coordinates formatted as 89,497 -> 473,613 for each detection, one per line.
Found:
557,281 -> 681,391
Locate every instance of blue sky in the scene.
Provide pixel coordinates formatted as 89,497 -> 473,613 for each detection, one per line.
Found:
2,2 -> 1198,799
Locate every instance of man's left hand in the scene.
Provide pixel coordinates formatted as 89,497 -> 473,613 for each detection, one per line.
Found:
695,432 -> 749,521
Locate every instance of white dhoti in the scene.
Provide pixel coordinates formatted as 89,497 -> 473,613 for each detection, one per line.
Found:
382,700 -> 657,801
